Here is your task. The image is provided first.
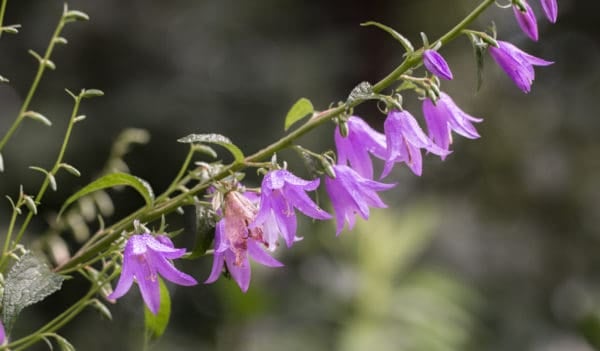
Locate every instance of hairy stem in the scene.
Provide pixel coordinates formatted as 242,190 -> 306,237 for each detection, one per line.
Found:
57,0 -> 496,273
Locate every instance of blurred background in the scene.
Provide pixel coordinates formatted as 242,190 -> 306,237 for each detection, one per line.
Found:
0,0 -> 598,350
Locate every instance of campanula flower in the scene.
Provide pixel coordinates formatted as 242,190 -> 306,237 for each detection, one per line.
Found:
540,0 -> 558,23
108,234 -> 198,314
325,165 -> 395,235
335,116 -> 387,179
205,190 -> 283,292
489,40 -> 553,93
381,110 -> 449,177
250,170 -> 331,248
513,1 -> 539,41
423,49 -> 453,80
422,92 -> 482,153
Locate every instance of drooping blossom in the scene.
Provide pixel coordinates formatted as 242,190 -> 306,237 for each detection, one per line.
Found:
250,170 -> 331,248
108,234 -> 198,314
335,116 -> 387,179
381,110 -> 449,177
540,0 -> 558,23
422,92 -> 483,153
513,1 -> 539,41
205,190 -> 283,292
423,49 -> 453,80
325,165 -> 395,235
489,40 -> 553,93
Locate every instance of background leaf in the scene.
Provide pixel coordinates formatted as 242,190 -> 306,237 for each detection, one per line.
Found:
144,278 -> 171,341
178,133 -> 244,162
284,98 -> 314,131
58,173 -> 154,217
1,253 -> 65,332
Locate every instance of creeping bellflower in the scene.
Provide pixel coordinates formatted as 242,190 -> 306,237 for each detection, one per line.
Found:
251,170 -> 331,248
108,234 -> 198,314
325,165 -> 395,235
513,1 -> 539,41
423,49 -> 453,80
335,116 -> 387,179
422,92 -> 483,153
489,40 -> 553,93
205,191 -> 283,292
540,0 -> 558,23
381,110 -> 449,177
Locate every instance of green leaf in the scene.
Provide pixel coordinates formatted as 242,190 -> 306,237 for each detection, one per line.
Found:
360,21 -> 414,53
1,253 -> 65,332
185,205 -> 216,259
58,173 -> 154,217
144,278 -> 171,341
177,133 -> 244,162
284,98 -> 314,131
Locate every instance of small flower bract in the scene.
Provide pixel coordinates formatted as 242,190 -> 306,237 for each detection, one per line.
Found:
108,234 -> 197,314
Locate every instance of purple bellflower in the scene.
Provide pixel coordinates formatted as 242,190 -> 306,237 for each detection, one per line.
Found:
540,0 -> 558,23
381,110 -> 449,177
513,1 -> 539,41
422,92 -> 483,153
489,40 -> 553,93
205,190 -> 283,292
423,49 -> 453,80
108,234 -> 198,314
335,116 -> 387,179
250,170 -> 331,248
325,164 -> 395,235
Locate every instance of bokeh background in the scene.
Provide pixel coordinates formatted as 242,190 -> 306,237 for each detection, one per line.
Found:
0,0 -> 599,350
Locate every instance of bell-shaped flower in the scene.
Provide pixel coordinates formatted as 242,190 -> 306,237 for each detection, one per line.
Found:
540,0 -> 558,23
489,40 -> 553,93
422,92 -> 483,153
205,190 -> 283,292
423,49 -> 453,80
325,165 -> 395,235
381,110 -> 449,177
250,169 -> 331,248
108,233 -> 198,314
513,1 -> 539,41
335,116 -> 387,179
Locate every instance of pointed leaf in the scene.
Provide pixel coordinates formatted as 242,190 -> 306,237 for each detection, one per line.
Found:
59,173 -> 154,217
144,278 -> 171,340
1,253 -> 65,333
361,21 -> 414,53
177,134 -> 244,162
284,98 -> 314,131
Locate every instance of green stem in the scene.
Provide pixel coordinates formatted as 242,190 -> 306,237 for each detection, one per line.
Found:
0,201 -> 19,268
0,12 -> 65,152
11,94 -> 82,251
0,0 -> 8,39
156,145 -> 195,203
56,0 -> 497,273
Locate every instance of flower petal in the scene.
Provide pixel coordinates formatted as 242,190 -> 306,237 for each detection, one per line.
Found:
284,184 -> 331,220
149,250 -> 197,286
423,49 -> 454,80
248,239 -> 284,268
224,250 -> 251,292
204,252 -> 225,284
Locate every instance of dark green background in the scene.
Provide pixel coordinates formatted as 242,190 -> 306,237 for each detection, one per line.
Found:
0,0 -> 599,350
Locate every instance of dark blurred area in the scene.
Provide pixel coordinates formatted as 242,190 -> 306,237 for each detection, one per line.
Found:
0,0 -> 599,350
